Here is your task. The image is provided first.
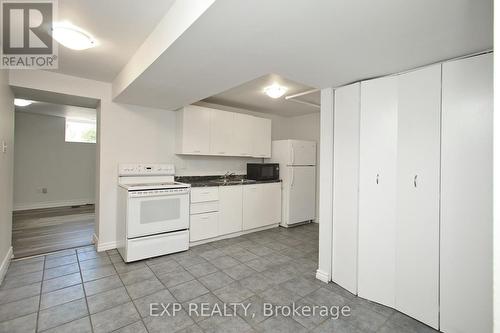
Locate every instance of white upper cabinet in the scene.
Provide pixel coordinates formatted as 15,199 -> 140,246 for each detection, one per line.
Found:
176,106 -> 271,157
252,117 -> 272,158
176,105 -> 211,155
233,113 -> 254,157
210,109 -> 234,155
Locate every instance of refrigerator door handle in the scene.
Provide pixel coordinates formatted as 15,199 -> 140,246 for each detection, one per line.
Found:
291,147 -> 295,165
291,168 -> 295,187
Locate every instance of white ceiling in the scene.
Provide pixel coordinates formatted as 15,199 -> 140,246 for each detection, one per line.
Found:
15,101 -> 96,122
113,0 -> 492,110
203,74 -> 319,117
50,0 -> 175,81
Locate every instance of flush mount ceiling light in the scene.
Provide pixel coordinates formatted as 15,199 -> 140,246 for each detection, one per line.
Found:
14,99 -> 33,107
263,83 -> 287,99
52,23 -> 96,50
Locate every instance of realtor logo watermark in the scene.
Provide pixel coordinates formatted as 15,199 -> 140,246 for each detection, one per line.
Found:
1,0 -> 58,68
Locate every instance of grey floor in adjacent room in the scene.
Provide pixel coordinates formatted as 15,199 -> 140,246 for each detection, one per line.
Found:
0,223 -> 438,333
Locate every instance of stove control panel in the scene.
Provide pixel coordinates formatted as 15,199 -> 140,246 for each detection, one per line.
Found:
119,164 -> 175,176
129,188 -> 190,197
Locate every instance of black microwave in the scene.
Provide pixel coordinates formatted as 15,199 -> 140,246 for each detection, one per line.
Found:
247,163 -> 279,181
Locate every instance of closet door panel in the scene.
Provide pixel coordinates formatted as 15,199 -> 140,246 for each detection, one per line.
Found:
395,65 -> 441,328
333,82 -> 360,294
358,76 -> 398,307
441,53 -> 493,333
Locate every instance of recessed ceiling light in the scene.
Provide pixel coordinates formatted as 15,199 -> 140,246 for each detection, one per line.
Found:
264,83 -> 287,99
14,99 -> 33,107
52,23 -> 96,50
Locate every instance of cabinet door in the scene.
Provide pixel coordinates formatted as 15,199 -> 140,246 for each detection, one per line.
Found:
242,185 -> 261,230
440,53 -> 493,333
180,106 -> 211,154
210,110 -> 234,155
233,113 -> 254,157
260,182 -> 281,226
395,65 -> 441,328
358,75 -> 398,308
219,185 -> 243,235
252,117 -> 272,158
332,82 -> 360,295
190,212 -> 218,242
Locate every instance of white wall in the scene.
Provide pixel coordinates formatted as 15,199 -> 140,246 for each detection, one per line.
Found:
13,112 -> 96,210
0,70 -> 14,282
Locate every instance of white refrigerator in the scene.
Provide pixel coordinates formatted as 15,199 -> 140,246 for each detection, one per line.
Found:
268,139 -> 316,227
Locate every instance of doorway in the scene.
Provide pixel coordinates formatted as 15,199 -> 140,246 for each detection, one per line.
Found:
12,99 -> 97,258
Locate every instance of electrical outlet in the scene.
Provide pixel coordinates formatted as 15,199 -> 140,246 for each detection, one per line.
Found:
37,187 -> 48,194
1,141 -> 6,153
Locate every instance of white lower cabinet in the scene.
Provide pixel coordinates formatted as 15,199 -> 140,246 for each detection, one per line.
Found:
242,183 -> 281,230
218,185 -> 243,235
190,183 -> 281,242
190,212 -> 218,242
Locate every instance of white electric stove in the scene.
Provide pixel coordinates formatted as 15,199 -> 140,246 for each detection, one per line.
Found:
117,164 -> 190,262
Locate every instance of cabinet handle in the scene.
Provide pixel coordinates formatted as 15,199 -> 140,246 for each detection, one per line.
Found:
193,150 -> 201,153
376,174 -> 379,185
414,175 -> 418,188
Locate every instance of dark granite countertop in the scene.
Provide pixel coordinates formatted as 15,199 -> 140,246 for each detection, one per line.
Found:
175,175 -> 282,187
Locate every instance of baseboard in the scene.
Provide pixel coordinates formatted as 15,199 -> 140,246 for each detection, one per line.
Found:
189,224 -> 279,247
14,199 -> 95,211
0,247 -> 13,286
93,234 -> 116,252
316,269 -> 330,283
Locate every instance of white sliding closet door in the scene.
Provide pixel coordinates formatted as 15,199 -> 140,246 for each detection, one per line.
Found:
333,82 -> 360,294
395,65 -> 441,328
441,53 -> 493,333
358,76 -> 398,307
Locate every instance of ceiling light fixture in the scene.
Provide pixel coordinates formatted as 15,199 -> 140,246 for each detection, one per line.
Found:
52,23 -> 96,50
14,99 -> 33,107
263,83 -> 287,99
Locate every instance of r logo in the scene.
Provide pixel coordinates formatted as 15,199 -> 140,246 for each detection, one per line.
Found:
2,2 -> 53,54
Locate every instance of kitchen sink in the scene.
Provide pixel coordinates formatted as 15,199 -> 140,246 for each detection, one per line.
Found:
209,179 -> 257,185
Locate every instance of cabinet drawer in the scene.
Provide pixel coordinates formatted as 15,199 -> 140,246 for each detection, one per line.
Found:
191,187 -> 219,203
191,201 -> 219,215
190,212 -> 218,242
125,230 -> 189,262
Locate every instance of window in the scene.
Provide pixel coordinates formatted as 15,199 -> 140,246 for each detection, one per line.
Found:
65,119 -> 96,143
